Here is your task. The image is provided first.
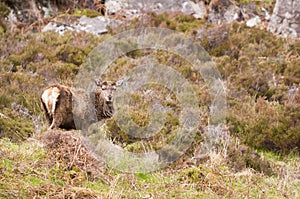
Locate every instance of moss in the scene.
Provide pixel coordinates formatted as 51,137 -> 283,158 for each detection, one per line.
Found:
0,30 -> 108,141
130,110 -> 150,127
3,30 -> 103,73
234,0 -> 275,13
147,12 -> 205,33
0,108 -> 34,141
55,43 -> 90,66
228,98 -> 300,153
181,167 -> 205,182
0,3 -> 299,197
0,2 -> 10,18
0,73 -> 41,141
177,20 -> 205,33
73,9 -> 102,18
106,20 -> 297,155
0,2 -> 10,35
124,141 -> 152,153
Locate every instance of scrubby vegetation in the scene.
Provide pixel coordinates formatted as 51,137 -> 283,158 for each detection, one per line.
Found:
1,137 -> 299,198
0,31 -> 106,140
0,0 -> 299,197
210,23 -> 300,153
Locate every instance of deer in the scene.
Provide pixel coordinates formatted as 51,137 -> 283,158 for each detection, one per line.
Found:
40,79 -> 120,130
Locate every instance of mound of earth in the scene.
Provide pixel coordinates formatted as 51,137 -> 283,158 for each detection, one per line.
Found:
40,129 -> 110,183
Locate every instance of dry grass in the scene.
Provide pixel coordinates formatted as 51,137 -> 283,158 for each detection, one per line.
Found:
0,3 -> 299,198
1,132 -> 299,198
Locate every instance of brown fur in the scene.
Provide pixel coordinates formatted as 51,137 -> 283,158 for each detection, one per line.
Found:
40,81 -> 117,130
94,90 -> 114,120
41,84 -> 75,130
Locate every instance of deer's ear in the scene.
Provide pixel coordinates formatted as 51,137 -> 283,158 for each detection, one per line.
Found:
95,79 -> 102,86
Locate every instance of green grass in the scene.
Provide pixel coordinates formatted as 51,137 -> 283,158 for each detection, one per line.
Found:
0,3 -> 299,198
73,9 -> 103,18
1,137 -> 299,198
0,138 -> 109,198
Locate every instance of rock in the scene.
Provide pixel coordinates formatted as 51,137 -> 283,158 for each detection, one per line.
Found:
5,10 -> 18,32
268,0 -> 300,38
223,4 -> 240,23
193,1 -> 208,19
105,0 -> 208,19
207,0 -> 242,24
182,1 -> 207,19
287,84 -> 299,98
246,15 -> 261,27
42,5 -> 54,18
4,0 -> 60,25
3,0 -> 104,32
42,21 -> 74,35
261,7 -> 271,21
240,2 -> 259,20
42,15 -> 122,35
105,0 -> 122,15
76,15 -> 121,35
0,112 -> 8,119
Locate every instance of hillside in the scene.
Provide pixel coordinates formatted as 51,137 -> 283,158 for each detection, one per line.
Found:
0,0 -> 299,198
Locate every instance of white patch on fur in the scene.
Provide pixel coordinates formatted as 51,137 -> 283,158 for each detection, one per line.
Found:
41,87 -> 60,115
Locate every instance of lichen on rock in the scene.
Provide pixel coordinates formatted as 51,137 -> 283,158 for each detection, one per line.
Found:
268,0 -> 300,38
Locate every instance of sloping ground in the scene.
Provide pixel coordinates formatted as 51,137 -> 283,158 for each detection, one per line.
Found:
0,136 -> 111,198
40,130 -> 108,181
1,12 -> 299,153
0,1 -> 299,198
0,137 -> 299,198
